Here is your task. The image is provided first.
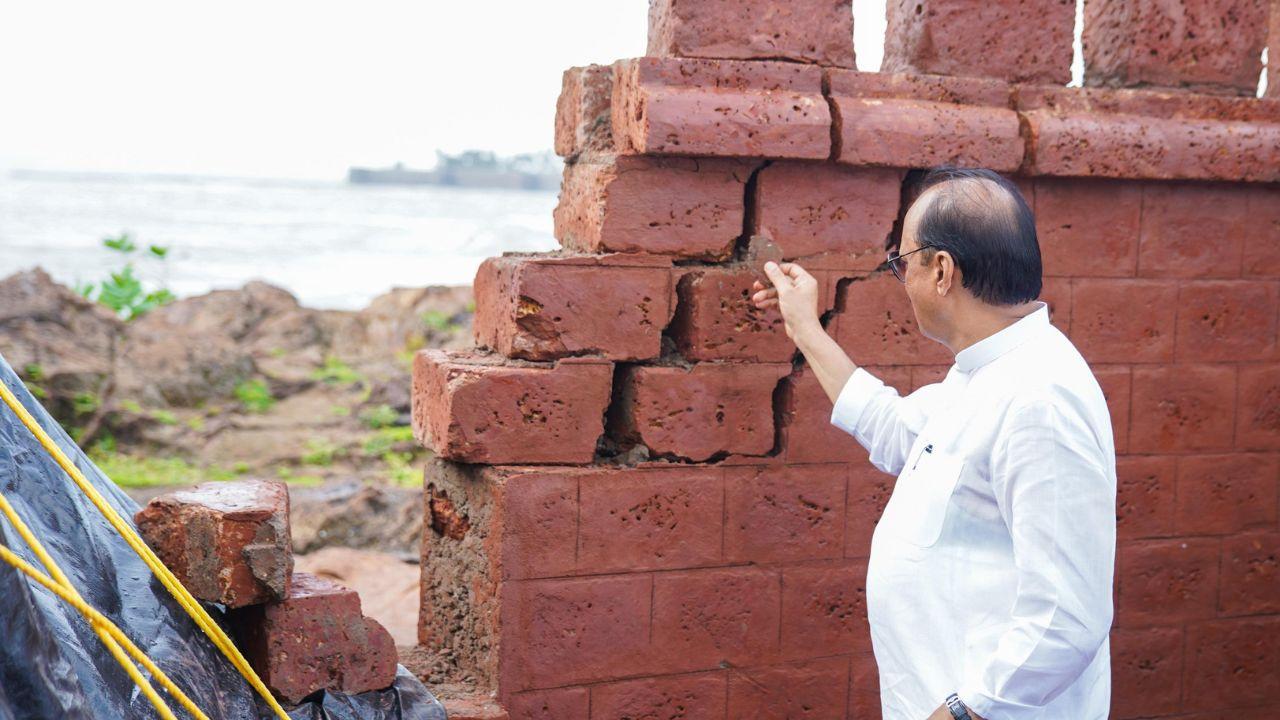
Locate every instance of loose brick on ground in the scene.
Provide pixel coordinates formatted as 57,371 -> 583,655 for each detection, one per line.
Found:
135,479 -> 291,608
229,572 -> 396,704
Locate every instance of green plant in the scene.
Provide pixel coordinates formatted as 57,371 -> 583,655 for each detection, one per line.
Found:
420,310 -> 457,332
21,364 -> 48,399
383,451 -> 419,487
275,466 -> 322,486
90,450 -> 238,488
301,439 -> 341,466
150,409 -> 178,426
311,356 -> 362,386
79,233 -> 175,320
72,392 -> 99,415
361,425 -> 415,456
234,379 -> 275,413
359,404 -> 399,429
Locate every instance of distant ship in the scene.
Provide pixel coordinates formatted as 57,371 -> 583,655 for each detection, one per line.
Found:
348,150 -> 561,191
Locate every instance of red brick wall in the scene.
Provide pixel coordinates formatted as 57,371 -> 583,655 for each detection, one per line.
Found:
413,2 -> 1280,718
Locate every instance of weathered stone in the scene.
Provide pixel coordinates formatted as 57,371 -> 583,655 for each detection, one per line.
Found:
135,479 -> 292,607
1021,109 -> 1280,182
611,57 -> 830,159
1014,83 -> 1280,122
752,163 -> 903,262
229,572 -> 397,704
554,65 -> 614,160
827,70 -> 1022,171
608,362 -> 791,461
884,0 -> 1074,83
0,269 -> 121,420
1083,0 -> 1269,95
411,351 -> 612,464
647,0 -> 855,67
553,155 -> 753,259
473,253 -> 673,361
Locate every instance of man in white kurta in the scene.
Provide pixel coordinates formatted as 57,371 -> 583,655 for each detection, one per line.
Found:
752,168 -> 1115,720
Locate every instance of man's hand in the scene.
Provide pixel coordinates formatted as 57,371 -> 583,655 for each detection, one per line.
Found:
750,261 -> 822,341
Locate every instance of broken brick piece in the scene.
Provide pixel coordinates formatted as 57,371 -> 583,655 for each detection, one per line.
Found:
553,155 -> 753,259
554,64 -> 614,160
1083,0 -> 1269,96
647,0 -> 855,67
473,253 -> 673,361
411,350 -> 612,464
229,572 -> 396,704
883,0 -> 1074,84
611,57 -> 830,159
135,479 -> 291,608
609,362 -> 791,461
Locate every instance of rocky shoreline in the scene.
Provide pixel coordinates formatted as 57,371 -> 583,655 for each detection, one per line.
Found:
0,269 -> 472,556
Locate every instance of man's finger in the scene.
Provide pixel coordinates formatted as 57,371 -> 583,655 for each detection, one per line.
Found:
779,262 -> 811,282
762,261 -> 790,291
753,298 -> 779,310
751,288 -> 777,302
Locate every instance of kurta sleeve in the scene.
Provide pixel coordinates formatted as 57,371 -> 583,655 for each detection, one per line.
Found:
829,367 -> 934,475
957,391 -> 1116,719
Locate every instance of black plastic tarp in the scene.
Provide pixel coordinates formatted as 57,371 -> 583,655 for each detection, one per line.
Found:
0,352 -> 446,720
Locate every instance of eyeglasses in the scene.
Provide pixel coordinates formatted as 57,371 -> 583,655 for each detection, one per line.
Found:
884,244 -> 934,283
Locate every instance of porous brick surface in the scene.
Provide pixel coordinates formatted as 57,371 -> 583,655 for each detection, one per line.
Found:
647,0 -> 856,67
229,572 -> 397,704
473,253 -> 673,361
883,0 -> 1075,84
1083,0 -> 1269,95
135,479 -> 292,608
409,5 -> 1280,717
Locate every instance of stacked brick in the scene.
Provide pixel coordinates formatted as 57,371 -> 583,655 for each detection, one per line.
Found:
135,480 -> 397,704
412,1 -> 1280,718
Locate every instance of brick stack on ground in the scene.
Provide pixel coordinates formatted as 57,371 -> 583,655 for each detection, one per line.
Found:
412,1 -> 1280,717
136,480 -> 398,705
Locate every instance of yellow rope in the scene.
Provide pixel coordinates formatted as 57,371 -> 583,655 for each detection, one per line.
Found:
0,538 -> 207,720
0,380 -> 291,720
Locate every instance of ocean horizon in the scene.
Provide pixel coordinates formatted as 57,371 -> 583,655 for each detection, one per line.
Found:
0,169 -> 560,310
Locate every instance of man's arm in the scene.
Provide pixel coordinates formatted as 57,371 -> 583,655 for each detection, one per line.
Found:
754,261 -> 925,474
956,392 -> 1115,718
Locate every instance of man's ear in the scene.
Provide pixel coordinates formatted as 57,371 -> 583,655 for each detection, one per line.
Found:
934,251 -> 955,296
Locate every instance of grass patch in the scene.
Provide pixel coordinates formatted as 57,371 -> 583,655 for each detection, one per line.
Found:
301,439 -> 342,466
359,404 -> 399,429
90,451 -> 239,488
311,356 -> 362,386
234,379 -> 275,413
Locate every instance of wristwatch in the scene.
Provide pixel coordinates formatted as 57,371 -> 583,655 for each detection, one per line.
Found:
945,693 -> 973,720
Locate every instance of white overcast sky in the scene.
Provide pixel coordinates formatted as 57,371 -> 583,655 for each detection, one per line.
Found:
0,1 -> 889,180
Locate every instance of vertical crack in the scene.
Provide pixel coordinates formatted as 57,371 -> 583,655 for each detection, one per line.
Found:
822,68 -> 842,162
733,160 -> 773,261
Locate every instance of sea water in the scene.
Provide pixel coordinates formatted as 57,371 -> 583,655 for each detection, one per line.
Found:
0,170 -> 559,309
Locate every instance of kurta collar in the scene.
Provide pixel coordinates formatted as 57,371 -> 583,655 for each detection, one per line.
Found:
954,302 -> 1050,374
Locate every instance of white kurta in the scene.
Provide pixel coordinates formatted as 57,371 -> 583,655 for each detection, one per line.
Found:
831,303 -> 1115,720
